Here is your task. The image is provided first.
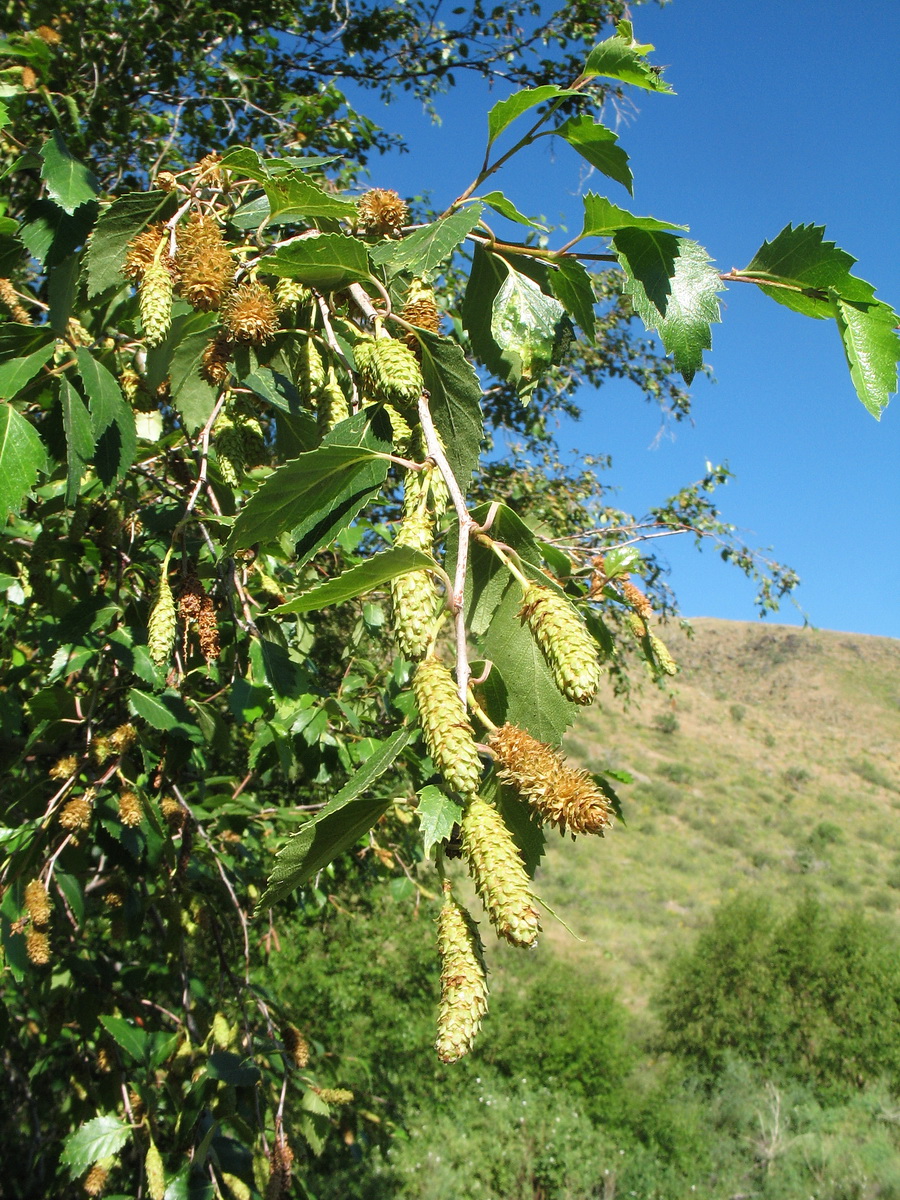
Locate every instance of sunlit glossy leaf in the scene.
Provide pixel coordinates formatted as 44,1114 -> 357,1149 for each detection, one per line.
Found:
39,131 -> 99,215
0,402 -> 46,518
486,85 -> 581,146
583,20 -> 673,93
616,232 -> 721,383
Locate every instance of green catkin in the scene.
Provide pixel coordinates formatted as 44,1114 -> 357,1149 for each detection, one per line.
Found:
354,336 -> 424,407
412,656 -> 482,796
145,1140 -> 165,1200
274,278 -> 311,312
298,336 -> 326,403
139,259 -> 173,346
317,365 -> 351,433
148,551 -> 176,668
650,634 -> 678,676
435,884 -> 489,1063
519,583 -> 603,705
391,466 -> 441,660
382,403 -> 413,454
213,411 -> 246,486
461,795 -> 541,948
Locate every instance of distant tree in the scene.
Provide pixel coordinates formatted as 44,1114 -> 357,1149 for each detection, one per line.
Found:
0,2 -> 897,1195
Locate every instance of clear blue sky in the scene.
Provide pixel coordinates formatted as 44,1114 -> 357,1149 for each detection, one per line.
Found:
354,1 -> 900,638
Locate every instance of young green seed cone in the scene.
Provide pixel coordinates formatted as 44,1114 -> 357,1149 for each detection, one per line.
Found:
391,474 -> 440,660
274,278 -> 311,312
520,583 -> 602,705
461,795 -> 541,948
318,365 -> 351,433
382,403 -> 413,454
435,885 -> 489,1064
650,634 -> 678,677
391,567 -> 438,661
145,1140 -> 165,1200
488,723 -> 613,836
214,416 -> 246,487
355,336 -> 423,407
140,259 -> 173,346
298,336 -> 326,403
148,552 -> 177,668
412,656 -> 482,796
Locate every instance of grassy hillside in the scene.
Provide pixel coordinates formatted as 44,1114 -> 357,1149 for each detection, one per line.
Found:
532,619 -> 900,1010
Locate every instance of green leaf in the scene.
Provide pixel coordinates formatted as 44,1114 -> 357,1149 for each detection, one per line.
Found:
479,578 -> 577,743
61,1115 -> 130,1174
60,378 -> 94,505
20,198 -> 98,269
167,323 -> 219,433
368,204 -> 484,279
549,258 -> 597,342
75,348 -> 137,482
478,191 -> 548,231
271,545 -> 436,615
259,726 -> 413,908
492,777 -> 545,878
48,252 -> 81,333
416,330 -> 484,490
206,1051 -> 260,1086
464,504 -> 577,744
300,1089 -> 332,1157
264,171 -> 358,223
128,689 -> 203,743
0,324 -> 57,397
583,20 -> 673,93
259,233 -> 371,291
581,192 -> 684,239
486,85 -> 581,146
254,616 -> 308,698
219,146 -> 270,181
415,785 -> 462,858
615,232 -> 722,383
555,116 -> 633,194
491,265 -> 569,392
225,443 -> 389,557
39,131 -> 99,215
99,1014 -> 148,1063
465,502 -> 545,637
0,403 -> 46,518
744,223 -> 886,318
84,190 -> 176,297
462,245 -> 509,378
833,296 -> 900,418
602,545 -> 644,578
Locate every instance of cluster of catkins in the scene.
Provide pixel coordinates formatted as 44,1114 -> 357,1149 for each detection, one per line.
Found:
392,436 -> 624,1059
122,179 -> 674,1066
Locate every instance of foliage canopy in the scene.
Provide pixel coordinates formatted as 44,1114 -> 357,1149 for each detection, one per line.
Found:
0,2 -> 898,1196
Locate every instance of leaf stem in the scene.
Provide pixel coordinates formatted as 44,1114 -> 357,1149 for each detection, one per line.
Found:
417,393 -> 473,708
479,535 -> 530,591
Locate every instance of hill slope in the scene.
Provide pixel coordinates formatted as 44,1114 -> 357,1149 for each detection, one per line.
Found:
536,619 -> 900,1010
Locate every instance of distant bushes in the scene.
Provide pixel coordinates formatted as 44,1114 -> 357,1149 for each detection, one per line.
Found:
265,887 -> 900,1198
655,893 -> 900,1098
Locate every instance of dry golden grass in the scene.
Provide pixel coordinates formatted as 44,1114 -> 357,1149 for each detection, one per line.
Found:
533,620 -> 900,1011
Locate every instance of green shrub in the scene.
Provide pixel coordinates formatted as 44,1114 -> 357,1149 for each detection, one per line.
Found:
654,893 -> 900,1099
658,761 -> 694,784
652,712 -> 680,735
